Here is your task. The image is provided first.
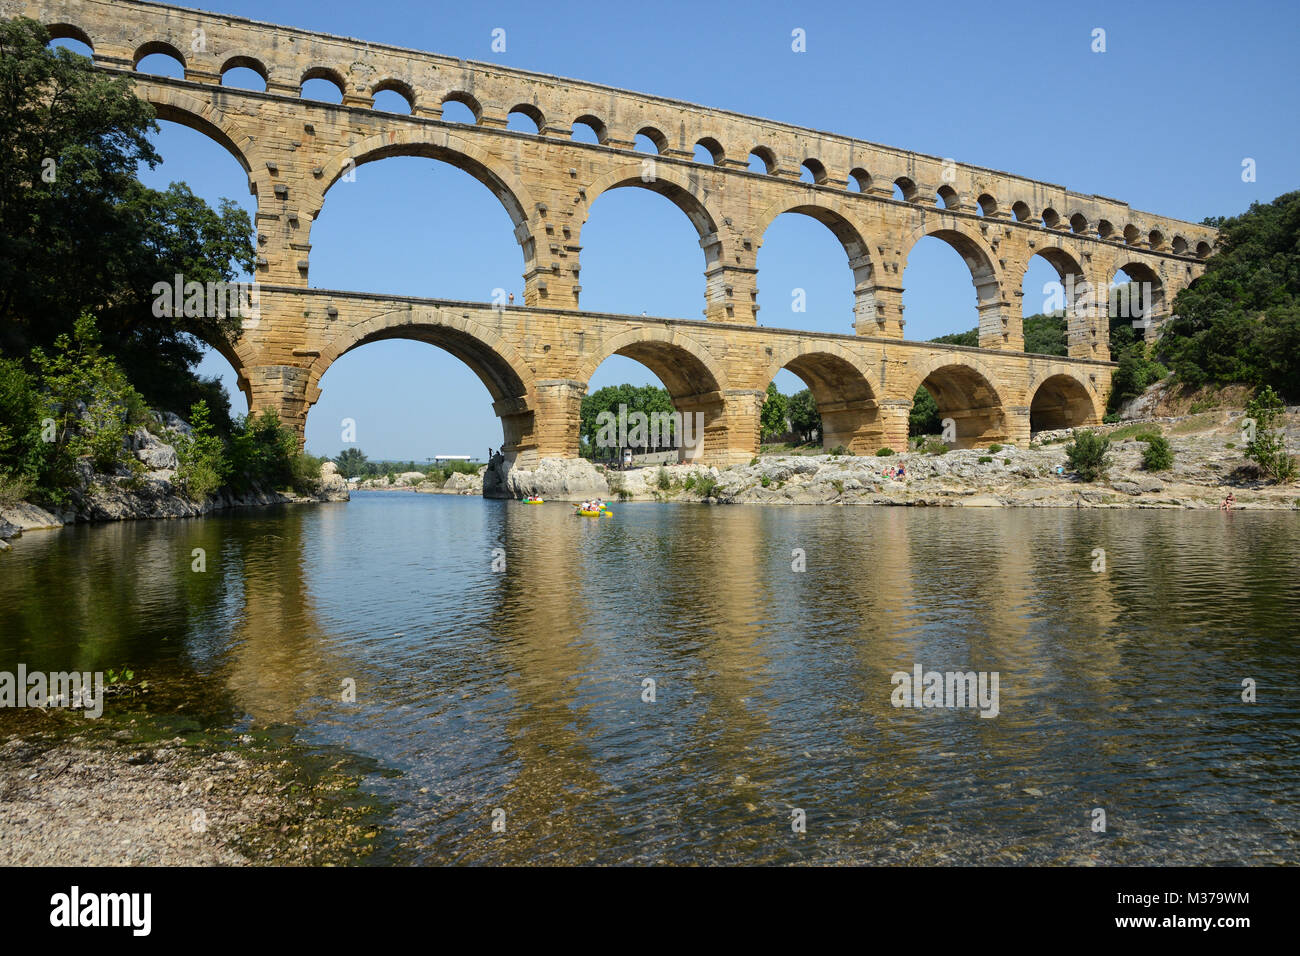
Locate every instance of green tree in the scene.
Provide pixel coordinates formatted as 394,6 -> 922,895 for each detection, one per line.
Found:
760,382 -> 789,440
1159,192 -> 1300,401
787,388 -> 821,443
333,447 -> 369,479
0,18 -> 253,427
1243,385 -> 1296,483
1140,434 -> 1174,471
909,386 -> 940,436
579,383 -> 675,456
172,399 -> 228,500
29,314 -> 147,480
1023,312 -> 1068,356
1065,430 -> 1112,482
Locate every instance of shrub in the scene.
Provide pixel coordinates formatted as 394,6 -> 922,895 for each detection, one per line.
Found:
1065,430 -> 1112,482
760,474 -> 771,487
919,437 -> 949,455
989,443 -> 1003,453
172,400 -> 228,501
694,474 -> 719,498
1003,458 -> 1011,465
828,445 -> 853,457
0,358 -> 46,488
656,467 -> 671,491
875,447 -> 895,457
29,314 -> 146,481
1140,434 -> 1174,471
226,409 -> 302,494
978,456 -> 993,464
1244,386 -> 1297,483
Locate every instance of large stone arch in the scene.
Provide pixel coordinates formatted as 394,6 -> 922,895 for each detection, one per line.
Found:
900,352 -> 1011,448
577,325 -> 730,459
131,82 -> 260,175
305,307 -> 538,458
761,340 -> 883,452
580,162 -> 724,315
1027,366 -> 1103,432
1107,257 -> 1167,319
754,197 -> 876,330
310,129 -> 539,277
900,218 -> 1008,346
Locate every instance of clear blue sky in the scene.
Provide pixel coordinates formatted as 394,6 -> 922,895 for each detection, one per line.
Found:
68,0 -> 1299,459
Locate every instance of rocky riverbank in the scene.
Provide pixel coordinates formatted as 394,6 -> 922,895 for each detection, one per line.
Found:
456,407 -> 1300,510
0,417 -> 349,552
0,714 -> 391,866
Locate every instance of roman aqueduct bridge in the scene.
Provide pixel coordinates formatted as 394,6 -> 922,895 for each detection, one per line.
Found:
10,0 -> 1219,464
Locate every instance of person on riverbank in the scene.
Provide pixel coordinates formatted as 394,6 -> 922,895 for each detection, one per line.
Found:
1221,492 -> 1236,511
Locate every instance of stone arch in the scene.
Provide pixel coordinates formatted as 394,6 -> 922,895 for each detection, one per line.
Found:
300,66 -> 346,100
577,326 -> 730,459
508,103 -> 545,132
131,84 -> 259,174
132,40 -> 186,72
1110,258 -> 1166,317
306,308 -> 537,456
754,199 -> 876,329
219,55 -> 268,87
762,342 -> 883,453
894,176 -> 919,202
976,193 -> 999,216
441,90 -> 482,124
636,126 -> 669,154
313,130 -> 537,272
372,78 -> 416,112
802,158 -> 829,185
45,22 -> 95,51
1027,368 -> 1102,432
901,353 -> 1010,448
900,219 -> 1005,342
581,162 -> 724,311
750,145 -> 777,174
572,113 -> 610,144
694,136 -> 725,165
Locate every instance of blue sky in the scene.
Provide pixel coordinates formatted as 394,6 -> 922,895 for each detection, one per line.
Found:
65,0 -> 1300,459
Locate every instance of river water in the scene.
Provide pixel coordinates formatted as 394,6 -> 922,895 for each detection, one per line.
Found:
2,491 -> 1297,864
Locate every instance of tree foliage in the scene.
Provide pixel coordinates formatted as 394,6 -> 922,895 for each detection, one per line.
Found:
759,382 -> 789,440
909,386 -> 940,436
787,388 -> 821,443
1160,192 -> 1300,401
0,17 -> 254,429
1065,429 -> 1112,482
333,447 -> 369,479
1243,385 -> 1296,483
579,383 -> 676,453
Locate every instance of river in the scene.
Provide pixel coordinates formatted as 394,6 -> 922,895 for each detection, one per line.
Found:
2,491 -> 1297,864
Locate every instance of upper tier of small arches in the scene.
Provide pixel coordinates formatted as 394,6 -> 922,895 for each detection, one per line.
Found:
43,15 -> 1212,260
